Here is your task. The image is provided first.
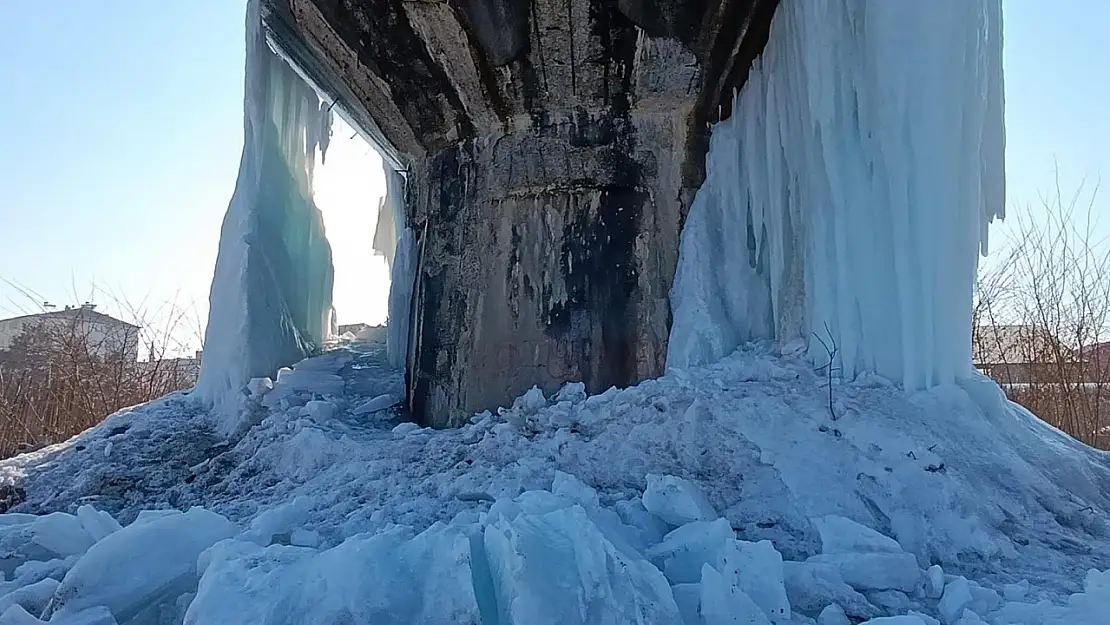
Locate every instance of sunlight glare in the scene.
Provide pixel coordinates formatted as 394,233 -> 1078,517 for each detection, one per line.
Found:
312,116 -> 391,327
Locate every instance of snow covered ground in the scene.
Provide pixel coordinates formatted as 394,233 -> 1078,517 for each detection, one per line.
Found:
2,336 -> 1109,624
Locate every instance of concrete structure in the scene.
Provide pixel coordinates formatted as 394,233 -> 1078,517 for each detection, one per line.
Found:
258,0 -> 779,427
0,305 -> 140,362
1082,342 -> 1110,381
971,324 -> 1106,385
972,324 -> 1054,384
139,353 -> 202,387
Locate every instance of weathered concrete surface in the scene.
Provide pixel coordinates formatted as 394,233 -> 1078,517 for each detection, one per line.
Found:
262,0 -> 778,426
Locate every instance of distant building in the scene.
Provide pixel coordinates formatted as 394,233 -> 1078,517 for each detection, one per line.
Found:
1077,341 -> 1110,381
139,351 -> 203,386
0,304 -> 140,361
337,323 -> 370,336
972,324 -> 1087,385
333,323 -> 386,344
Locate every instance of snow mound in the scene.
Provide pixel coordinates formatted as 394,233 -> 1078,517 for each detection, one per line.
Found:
2,344 -> 1109,623
183,477 -> 782,624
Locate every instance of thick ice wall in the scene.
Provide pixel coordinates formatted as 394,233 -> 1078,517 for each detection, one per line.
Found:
669,0 -> 1006,390
196,0 -> 335,432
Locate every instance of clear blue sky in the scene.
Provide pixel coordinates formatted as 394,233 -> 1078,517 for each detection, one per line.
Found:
0,1 -> 1107,350
0,1 -> 246,349
1000,0 -> 1110,250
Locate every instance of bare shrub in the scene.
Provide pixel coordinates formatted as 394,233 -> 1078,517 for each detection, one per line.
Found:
0,292 -> 201,459
974,173 -> 1110,449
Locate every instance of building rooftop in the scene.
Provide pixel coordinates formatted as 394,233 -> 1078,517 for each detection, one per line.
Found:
0,306 -> 140,330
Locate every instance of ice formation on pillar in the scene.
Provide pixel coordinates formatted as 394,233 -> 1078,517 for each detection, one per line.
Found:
669,0 -> 1005,390
195,0 -> 335,431
372,166 -> 416,370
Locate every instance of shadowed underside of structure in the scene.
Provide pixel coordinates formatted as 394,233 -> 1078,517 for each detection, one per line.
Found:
261,0 -> 780,427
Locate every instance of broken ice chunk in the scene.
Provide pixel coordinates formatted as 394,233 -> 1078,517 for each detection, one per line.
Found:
43,508 -> 237,622
302,400 -> 335,421
817,604 -> 850,625
29,513 -> 95,558
551,471 -> 599,510
726,539 -> 791,622
391,422 -> 421,436
925,565 -> 944,599
858,616 -> 927,625
614,499 -> 670,548
937,577 -> 973,624
699,563 -> 771,625
782,561 -> 878,620
1001,579 -> 1028,602
865,589 -> 909,612
954,611 -> 986,625
965,581 -> 1001,618
805,553 -> 921,593
907,612 -> 940,625
289,529 -> 321,549
648,518 -> 735,584
243,497 -> 313,546
512,386 -> 547,413
247,377 -> 273,398
188,524 -> 480,624
642,474 -> 718,526
12,606 -> 118,625
0,605 -> 42,625
812,516 -> 903,554
672,583 -> 701,625
352,393 -> 399,415
0,515 -> 36,529
554,382 -> 587,404
273,369 -> 344,395
74,506 -> 122,543
0,578 -> 59,617
483,505 -> 681,624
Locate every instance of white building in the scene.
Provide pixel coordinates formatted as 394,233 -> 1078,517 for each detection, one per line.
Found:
0,305 -> 140,361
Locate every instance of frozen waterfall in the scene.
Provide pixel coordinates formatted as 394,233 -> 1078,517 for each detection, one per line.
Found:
195,0 -> 336,431
668,0 -> 1006,391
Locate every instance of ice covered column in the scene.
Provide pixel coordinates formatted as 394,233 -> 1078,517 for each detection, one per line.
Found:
195,0 -> 335,432
255,0 -> 779,427
669,0 -> 1006,390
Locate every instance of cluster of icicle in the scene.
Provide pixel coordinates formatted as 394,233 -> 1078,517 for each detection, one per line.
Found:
669,0 -> 1006,391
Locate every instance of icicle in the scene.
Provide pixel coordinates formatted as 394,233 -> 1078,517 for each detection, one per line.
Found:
669,0 -> 1005,391
318,101 -> 334,165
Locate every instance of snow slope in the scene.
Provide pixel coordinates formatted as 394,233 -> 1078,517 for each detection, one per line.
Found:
669,0 -> 1006,392
3,339 -> 1109,623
